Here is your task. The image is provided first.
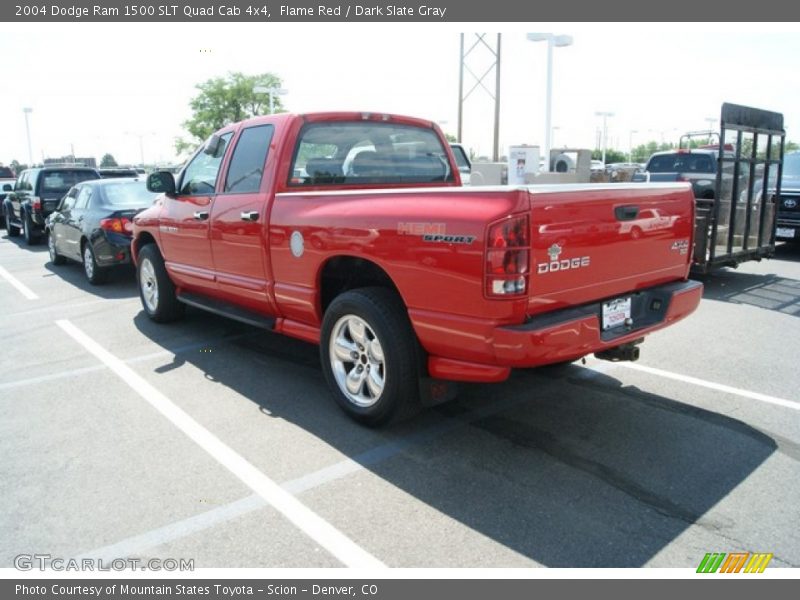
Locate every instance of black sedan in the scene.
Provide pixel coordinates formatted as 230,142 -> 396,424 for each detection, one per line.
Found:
46,178 -> 157,284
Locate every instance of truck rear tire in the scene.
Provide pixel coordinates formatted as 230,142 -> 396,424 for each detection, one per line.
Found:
137,244 -> 185,323
23,212 -> 39,245
320,287 -> 420,427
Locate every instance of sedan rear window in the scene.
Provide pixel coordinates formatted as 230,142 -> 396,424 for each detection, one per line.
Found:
0,166 -> 14,178
101,182 -> 158,207
289,121 -> 455,186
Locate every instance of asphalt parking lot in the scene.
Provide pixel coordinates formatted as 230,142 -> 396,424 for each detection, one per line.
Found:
1,232 -> 799,569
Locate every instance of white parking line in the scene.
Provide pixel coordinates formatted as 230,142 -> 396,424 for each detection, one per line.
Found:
0,265 -> 38,300
56,319 -> 385,569
615,362 -> 800,411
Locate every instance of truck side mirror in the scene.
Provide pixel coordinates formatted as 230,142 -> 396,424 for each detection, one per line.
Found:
204,134 -> 226,158
147,171 -> 176,195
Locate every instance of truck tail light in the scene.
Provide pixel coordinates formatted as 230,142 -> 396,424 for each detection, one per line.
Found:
485,214 -> 530,297
100,217 -> 133,235
32,197 -> 41,210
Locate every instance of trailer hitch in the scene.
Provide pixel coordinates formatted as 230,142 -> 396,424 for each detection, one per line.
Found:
595,338 -> 644,362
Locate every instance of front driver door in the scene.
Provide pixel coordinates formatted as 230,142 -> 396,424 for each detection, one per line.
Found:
158,132 -> 233,292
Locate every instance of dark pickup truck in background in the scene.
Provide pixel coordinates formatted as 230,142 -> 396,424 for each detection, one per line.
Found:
775,151 -> 800,242
632,147 -> 721,199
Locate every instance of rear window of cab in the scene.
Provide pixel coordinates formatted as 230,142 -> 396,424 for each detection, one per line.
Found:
289,122 -> 455,187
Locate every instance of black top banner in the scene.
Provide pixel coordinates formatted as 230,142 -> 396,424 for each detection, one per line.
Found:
3,0 -> 799,21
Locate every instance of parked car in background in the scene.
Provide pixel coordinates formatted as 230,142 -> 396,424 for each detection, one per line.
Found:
449,143 -> 472,185
3,165 -> 101,244
632,148 -> 722,199
0,165 -> 16,227
46,177 -> 157,284
775,151 -> 800,242
99,167 -> 140,178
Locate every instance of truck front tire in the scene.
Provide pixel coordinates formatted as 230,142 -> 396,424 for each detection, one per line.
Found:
5,207 -> 20,237
137,244 -> 184,323
320,287 -> 420,427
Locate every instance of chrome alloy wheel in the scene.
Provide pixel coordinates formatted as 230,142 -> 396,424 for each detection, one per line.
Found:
328,315 -> 386,407
83,246 -> 95,279
139,257 -> 159,313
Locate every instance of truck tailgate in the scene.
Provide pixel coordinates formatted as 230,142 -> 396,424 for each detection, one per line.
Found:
527,183 -> 694,315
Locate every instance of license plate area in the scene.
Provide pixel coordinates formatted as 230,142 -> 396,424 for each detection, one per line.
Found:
602,297 -> 631,331
776,227 -> 795,238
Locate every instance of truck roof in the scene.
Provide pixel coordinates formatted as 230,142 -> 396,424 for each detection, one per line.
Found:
232,111 -> 439,130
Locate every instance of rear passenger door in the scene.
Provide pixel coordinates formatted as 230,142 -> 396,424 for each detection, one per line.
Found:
66,186 -> 92,256
210,124 -> 276,309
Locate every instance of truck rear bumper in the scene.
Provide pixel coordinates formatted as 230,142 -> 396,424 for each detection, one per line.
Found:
425,279 -> 703,382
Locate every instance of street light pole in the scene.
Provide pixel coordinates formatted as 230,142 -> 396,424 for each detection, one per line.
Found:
23,107 -> 33,165
629,129 -> 638,163
595,111 -> 614,166
527,32 -> 573,172
254,86 -> 288,114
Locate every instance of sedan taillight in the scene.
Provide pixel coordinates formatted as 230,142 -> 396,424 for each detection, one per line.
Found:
100,217 -> 133,235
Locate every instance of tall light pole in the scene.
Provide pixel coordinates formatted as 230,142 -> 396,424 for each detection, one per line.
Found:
254,86 -> 288,114
23,107 -> 34,165
595,111 -> 614,166
125,131 -> 154,167
551,125 -> 560,149
629,129 -> 638,164
527,32 -> 573,172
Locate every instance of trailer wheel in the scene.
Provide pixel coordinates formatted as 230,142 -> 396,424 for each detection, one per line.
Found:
320,287 -> 420,426
137,244 -> 184,323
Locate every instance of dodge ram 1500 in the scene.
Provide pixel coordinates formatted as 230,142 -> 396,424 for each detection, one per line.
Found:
133,111 -> 702,426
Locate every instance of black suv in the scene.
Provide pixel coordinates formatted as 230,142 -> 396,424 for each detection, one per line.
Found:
776,151 -> 800,242
3,165 -> 101,244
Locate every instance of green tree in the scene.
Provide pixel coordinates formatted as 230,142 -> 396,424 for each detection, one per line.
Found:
175,71 -> 285,155
100,153 -> 118,167
443,132 -> 457,143
10,159 -> 27,174
591,149 -> 627,164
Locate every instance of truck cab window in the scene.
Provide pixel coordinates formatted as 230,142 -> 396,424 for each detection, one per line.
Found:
223,125 -> 274,194
179,132 -> 233,195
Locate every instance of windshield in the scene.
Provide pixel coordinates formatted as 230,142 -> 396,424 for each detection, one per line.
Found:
101,181 -> 158,207
782,153 -> 800,178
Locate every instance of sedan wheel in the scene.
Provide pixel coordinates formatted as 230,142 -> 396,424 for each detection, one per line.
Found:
83,244 -> 107,284
48,231 -> 66,265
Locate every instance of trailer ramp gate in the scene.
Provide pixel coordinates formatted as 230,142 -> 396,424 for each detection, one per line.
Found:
692,103 -> 785,274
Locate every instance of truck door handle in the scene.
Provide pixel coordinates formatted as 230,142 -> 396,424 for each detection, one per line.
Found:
615,205 -> 639,221
193,211 -> 209,220
240,211 -> 259,222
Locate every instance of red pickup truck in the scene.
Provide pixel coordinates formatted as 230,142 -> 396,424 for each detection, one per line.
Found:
133,112 -> 702,426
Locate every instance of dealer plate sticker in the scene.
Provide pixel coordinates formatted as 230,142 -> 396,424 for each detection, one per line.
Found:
602,297 -> 631,330
776,227 -> 795,238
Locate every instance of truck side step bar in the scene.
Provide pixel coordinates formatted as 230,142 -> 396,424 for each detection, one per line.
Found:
177,292 -> 276,330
